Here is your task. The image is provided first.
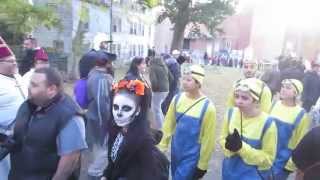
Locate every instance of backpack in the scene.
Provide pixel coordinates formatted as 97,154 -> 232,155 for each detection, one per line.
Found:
74,78 -> 89,109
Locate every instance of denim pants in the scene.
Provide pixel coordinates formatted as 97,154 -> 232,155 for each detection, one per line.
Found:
152,92 -> 168,129
87,141 -> 108,178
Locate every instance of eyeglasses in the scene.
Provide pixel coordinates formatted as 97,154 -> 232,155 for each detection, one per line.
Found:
235,82 -> 263,101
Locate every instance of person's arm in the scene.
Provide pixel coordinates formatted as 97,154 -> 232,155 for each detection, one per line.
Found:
219,110 -> 236,157
53,116 -> 87,180
158,96 -> 177,152
238,121 -> 277,170
286,113 -> 310,171
149,65 -> 160,91
197,104 -> 216,170
52,151 -> 81,180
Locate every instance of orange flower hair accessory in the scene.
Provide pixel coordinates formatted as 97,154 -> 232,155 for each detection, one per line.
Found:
112,79 -> 145,96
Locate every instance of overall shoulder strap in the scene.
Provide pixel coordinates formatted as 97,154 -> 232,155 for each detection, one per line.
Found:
293,109 -> 305,127
269,101 -> 277,113
199,99 -> 210,124
174,93 -> 182,111
175,96 -> 206,123
261,117 -> 274,139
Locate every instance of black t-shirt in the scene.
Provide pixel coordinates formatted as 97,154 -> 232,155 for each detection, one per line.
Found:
292,126 -> 320,179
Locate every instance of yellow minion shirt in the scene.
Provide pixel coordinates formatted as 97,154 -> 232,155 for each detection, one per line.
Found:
159,93 -> 216,170
220,108 -> 277,171
226,79 -> 272,113
269,101 -> 310,171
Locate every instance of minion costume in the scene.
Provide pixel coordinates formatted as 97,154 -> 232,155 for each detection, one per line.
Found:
159,65 -> 216,180
227,59 -> 272,113
269,79 -> 310,178
220,78 -> 278,180
227,78 -> 272,113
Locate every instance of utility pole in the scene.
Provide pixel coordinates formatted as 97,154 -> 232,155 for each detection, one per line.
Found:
109,0 -> 113,53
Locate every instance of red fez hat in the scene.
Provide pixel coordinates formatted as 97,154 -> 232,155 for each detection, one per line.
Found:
34,48 -> 48,61
0,36 -> 14,60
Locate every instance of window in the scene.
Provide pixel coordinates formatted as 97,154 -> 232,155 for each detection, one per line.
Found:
117,44 -> 121,58
84,22 -> 89,31
138,23 -> 141,35
130,22 -> 134,34
53,40 -> 64,52
133,45 -> 136,56
133,23 -> 137,35
112,17 -> 122,33
142,24 -> 144,36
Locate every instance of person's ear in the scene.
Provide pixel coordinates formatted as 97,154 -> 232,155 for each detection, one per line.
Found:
47,84 -> 58,97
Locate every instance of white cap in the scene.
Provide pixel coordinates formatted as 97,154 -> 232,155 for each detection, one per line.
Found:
172,49 -> 180,55
92,32 -> 109,51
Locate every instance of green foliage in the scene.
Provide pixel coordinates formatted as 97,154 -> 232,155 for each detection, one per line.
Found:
158,0 -> 235,36
0,0 -> 61,43
139,0 -> 159,8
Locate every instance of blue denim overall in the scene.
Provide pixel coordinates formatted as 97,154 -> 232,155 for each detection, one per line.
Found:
222,108 -> 273,180
171,94 -> 209,180
271,105 -> 305,179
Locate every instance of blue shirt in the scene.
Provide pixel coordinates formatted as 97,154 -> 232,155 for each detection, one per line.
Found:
57,116 -> 88,156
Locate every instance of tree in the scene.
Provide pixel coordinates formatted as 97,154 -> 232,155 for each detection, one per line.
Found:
0,0 -> 60,44
139,0 -> 159,8
158,0 -> 235,51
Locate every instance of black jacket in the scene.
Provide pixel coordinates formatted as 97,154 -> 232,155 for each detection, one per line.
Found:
302,71 -> 320,112
104,116 -> 168,180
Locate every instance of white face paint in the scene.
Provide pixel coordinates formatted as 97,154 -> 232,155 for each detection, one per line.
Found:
112,93 -> 138,127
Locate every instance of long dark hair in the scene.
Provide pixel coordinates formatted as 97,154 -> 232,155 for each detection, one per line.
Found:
127,57 -> 145,77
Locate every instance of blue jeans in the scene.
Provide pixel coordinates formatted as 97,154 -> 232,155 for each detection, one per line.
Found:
152,92 -> 168,129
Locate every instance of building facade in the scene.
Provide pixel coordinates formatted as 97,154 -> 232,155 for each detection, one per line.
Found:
32,0 -> 156,73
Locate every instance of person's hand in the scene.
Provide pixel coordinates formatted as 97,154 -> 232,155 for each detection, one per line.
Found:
193,167 -> 207,180
0,133 -> 16,151
225,129 -> 242,152
101,177 -> 107,180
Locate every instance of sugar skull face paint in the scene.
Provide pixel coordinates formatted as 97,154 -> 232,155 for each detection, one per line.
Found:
112,93 -> 139,127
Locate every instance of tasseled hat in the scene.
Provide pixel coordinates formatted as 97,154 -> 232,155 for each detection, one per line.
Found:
0,36 -> 14,60
34,48 -> 48,61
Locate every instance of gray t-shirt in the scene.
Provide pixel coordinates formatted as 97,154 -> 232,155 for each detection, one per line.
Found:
56,116 -> 88,156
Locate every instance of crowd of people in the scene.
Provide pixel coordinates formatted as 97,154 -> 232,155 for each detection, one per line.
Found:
0,34 -> 320,180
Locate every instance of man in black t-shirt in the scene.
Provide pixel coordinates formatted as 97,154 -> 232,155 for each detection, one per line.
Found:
292,126 -> 320,180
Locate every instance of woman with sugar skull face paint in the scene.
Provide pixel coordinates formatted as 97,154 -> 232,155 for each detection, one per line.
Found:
101,79 -> 169,180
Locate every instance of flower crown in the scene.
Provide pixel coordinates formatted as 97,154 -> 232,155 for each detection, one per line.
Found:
112,79 -> 145,96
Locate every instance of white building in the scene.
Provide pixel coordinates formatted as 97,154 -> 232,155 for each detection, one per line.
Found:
32,0 -> 157,68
